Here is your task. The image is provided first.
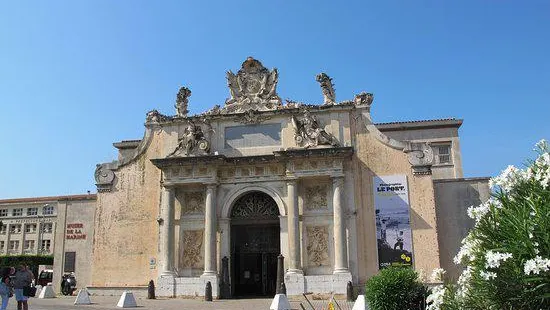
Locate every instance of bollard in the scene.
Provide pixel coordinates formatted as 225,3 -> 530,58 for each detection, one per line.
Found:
276,255 -> 285,294
205,281 -> 213,302
346,281 -> 353,301
220,256 -> 230,299
147,280 -> 155,299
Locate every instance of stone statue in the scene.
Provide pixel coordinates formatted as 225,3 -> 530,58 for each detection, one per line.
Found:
354,92 -> 374,107
316,73 -> 336,105
175,86 -> 191,117
291,110 -> 339,148
168,121 -> 210,157
146,110 -> 169,123
224,57 -> 281,112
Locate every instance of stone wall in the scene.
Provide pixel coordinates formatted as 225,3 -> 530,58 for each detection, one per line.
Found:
433,177 -> 490,280
380,126 -> 463,179
353,120 -> 442,284
91,130 -> 166,287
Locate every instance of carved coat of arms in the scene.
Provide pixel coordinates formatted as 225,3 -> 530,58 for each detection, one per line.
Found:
224,57 -> 281,112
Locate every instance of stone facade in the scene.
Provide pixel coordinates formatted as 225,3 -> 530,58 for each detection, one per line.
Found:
0,194 -> 96,293
83,57 -> 488,297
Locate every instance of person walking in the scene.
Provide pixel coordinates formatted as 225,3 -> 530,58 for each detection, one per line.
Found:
12,265 -> 33,310
0,276 -> 11,310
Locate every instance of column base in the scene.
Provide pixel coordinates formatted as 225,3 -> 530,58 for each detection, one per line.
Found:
286,268 -> 303,274
160,270 -> 177,277
333,268 -> 350,274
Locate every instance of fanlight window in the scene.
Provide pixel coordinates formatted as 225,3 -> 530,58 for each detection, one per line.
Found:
230,192 -> 279,219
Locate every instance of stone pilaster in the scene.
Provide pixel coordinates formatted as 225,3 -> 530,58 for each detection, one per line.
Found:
332,176 -> 349,273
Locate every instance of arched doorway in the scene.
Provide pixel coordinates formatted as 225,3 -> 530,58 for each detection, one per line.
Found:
230,191 -> 280,297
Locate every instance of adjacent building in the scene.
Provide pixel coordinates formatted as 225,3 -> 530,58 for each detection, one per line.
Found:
0,194 -> 96,292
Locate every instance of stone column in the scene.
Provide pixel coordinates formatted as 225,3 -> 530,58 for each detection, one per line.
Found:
332,176 -> 349,273
160,186 -> 175,276
203,184 -> 217,276
286,179 -> 302,273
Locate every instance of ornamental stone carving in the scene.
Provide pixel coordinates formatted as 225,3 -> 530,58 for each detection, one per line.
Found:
404,141 -> 434,175
316,73 -> 336,105
181,230 -> 204,268
305,185 -> 328,210
168,121 -> 210,157
291,110 -> 339,148
230,192 -> 279,219
94,164 -> 115,192
145,109 -> 171,123
234,110 -> 272,124
181,191 -> 205,215
306,226 -> 330,266
175,86 -> 191,117
354,92 -> 374,107
223,57 -> 282,113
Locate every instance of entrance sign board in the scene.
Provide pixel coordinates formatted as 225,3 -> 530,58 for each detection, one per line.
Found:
373,175 -> 413,269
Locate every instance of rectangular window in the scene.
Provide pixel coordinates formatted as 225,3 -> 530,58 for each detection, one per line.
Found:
9,241 -> 19,250
0,209 -> 7,217
25,224 -> 37,233
12,208 -> 23,216
0,241 -> 4,250
224,124 -> 282,149
41,240 -> 51,253
64,252 -> 76,272
0,225 -> 6,234
27,208 -> 38,216
43,205 -> 55,215
432,143 -> 452,165
9,224 -> 21,234
42,223 -> 53,233
24,240 -> 35,250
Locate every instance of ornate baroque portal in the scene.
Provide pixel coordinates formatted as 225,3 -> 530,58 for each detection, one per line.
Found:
230,191 -> 280,297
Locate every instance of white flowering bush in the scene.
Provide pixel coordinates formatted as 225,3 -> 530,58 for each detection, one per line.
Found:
427,140 -> 550,310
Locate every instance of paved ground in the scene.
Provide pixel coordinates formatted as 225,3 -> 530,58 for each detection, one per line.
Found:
5,295 -> 272,310
4,295 -> 357,310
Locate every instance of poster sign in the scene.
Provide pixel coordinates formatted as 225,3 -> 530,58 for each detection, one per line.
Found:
373,175 -> 413,269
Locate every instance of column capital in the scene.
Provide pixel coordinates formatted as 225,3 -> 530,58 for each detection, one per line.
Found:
205,183 -> 218,190
161,183 -> 177,190
332,175 -> 345,185
285,178 -> 298,186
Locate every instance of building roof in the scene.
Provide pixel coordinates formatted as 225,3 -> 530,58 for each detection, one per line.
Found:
113,140 -> 142,149
375,118 -> 463,131
0,194 -> 97,204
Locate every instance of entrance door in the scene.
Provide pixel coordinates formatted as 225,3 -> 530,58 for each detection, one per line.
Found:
230,191 -> 280,297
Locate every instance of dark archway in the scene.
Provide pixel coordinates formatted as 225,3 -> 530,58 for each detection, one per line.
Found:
230,191 -> 280,297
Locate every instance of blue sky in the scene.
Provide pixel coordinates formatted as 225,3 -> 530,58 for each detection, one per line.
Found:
0,1 -> 548,199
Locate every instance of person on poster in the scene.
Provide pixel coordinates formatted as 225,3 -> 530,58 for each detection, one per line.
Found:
394,231 -> 404,251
